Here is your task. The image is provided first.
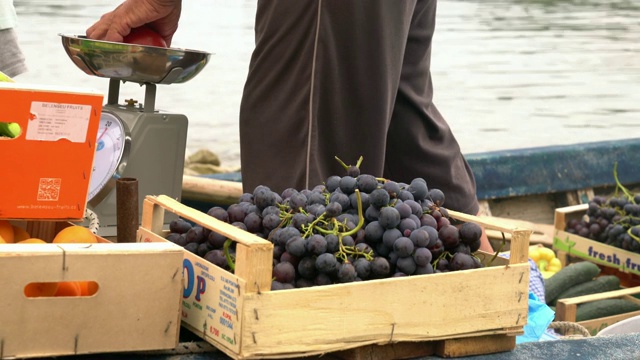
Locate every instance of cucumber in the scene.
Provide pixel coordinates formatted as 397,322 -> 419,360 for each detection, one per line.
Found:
545,261 -> 601,305
576,298 -> 640,322
550,275 -> 621,306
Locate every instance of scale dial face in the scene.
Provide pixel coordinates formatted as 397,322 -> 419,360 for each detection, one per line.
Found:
88,111 -> 130,202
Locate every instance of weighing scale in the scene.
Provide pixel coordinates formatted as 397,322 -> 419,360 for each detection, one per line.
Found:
60,34 -> 212,237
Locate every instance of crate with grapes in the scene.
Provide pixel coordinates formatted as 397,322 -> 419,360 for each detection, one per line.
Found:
554,164 -> 640,277
138,157 -> 532,359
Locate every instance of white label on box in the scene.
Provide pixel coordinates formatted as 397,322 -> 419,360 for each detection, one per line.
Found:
26,101 -> 91,143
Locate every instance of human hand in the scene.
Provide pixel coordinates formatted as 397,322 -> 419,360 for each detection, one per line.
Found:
86,0 -> 182,46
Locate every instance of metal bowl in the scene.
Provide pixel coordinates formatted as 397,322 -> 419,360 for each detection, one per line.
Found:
60,34 -> 212,84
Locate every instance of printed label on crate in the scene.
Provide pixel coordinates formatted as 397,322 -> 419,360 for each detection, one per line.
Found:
26,101 -> 91,143
554,230 -> 640,276
182,251 -> 243,353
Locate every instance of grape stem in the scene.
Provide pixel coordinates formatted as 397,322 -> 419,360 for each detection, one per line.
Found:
302,214 -> 326,238
343,190 -> 364,237
223,239 -> 236,271
613,162 -> 634,201
335,189 -> 373,261
629,226 -> 640,244
334,155 -> 364,171
487,232 -> 506,265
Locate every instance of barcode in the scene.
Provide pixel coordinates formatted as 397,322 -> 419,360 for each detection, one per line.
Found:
37,178 -> 61,201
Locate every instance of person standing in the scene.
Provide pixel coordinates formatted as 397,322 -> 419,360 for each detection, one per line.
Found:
87,0 -> 492,252
0,0 -> 27,78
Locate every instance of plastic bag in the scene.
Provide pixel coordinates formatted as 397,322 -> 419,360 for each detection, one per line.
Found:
516,292 -> 556,343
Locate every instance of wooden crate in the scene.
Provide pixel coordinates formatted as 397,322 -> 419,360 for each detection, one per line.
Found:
555,287 -> 640,336
139,195 -> 532,359
0,221 -> 184,359
553,204 -> 640,277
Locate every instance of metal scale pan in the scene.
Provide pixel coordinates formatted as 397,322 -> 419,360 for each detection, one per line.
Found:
60,34 -> 212,237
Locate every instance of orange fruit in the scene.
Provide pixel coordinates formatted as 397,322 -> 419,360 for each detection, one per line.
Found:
17,238 -> 47,244
52,226 -> 97,244
12,225 -> 31,242
24,282 -> 59,297
54,281 -> 82,297
0,220 -> 15,243
78,281 -> 99,296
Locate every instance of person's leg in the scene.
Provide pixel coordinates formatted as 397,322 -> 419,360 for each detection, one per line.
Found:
0,28 -> 27,78
383,0 -> 479,216
239,0 -> 417,194
383,0 -> 492,252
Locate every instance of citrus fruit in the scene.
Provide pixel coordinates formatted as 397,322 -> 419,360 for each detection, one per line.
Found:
12,225 -> 31,242
78,281 -> 99,296
24,282 -> 59,297
17,238 -> 47,244
52,226 -> 97,244
0,220 -> 15,243
54,281 -> 82,297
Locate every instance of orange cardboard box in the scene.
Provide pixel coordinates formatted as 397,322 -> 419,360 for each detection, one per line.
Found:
0,83 -> 103,220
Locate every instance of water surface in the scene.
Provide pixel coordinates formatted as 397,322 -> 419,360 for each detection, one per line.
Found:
14,0 -> 640,168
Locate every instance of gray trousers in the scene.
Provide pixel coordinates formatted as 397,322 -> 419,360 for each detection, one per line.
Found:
0,28 -> 27,78
239,0 -> 479,214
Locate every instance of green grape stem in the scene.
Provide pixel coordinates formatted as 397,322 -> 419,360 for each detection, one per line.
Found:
334,155 -> 364,172
223,239 -> 236,272
433,250 -> 451,268
334,156 -> 349,171
333,189 -> 374,261
343,190 -> 364,237
487,232 -> 506,266
613,162 -> 634,201
336,236 -> 374,262
302,214 -> 326,238
629,226 -> 640,244
312,220 -> 339,235
278,208 -> 294,228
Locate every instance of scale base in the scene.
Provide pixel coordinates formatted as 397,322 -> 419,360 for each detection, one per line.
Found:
89,105 -> 188,237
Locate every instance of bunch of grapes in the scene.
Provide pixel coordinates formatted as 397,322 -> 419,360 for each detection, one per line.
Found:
564,164 -> 640,254
166,157 -> 486,290
565,194 -> 640,254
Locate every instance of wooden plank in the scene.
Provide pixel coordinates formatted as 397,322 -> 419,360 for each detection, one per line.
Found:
334,342 -> 436,360
435,334 -> 516,358
554,229 -> 640,276
483,194 -> 558,225
553,203 -> 587,235
333,334 -> 516,360
142,196 -> 273,295
449,210 -> 531,265
182,175 -> 244,206
566,188 -> 595,206
146,195 -> 271,249
579,310 -> 640,336
483,216 -> 555,246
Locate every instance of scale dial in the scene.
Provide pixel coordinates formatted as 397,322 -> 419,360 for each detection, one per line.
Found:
88,111 -> 131,203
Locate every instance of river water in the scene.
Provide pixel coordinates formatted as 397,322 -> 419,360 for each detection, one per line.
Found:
13,0 -> 640,169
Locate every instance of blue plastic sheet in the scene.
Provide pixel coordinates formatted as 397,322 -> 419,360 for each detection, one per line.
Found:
517,292 -> 556,344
